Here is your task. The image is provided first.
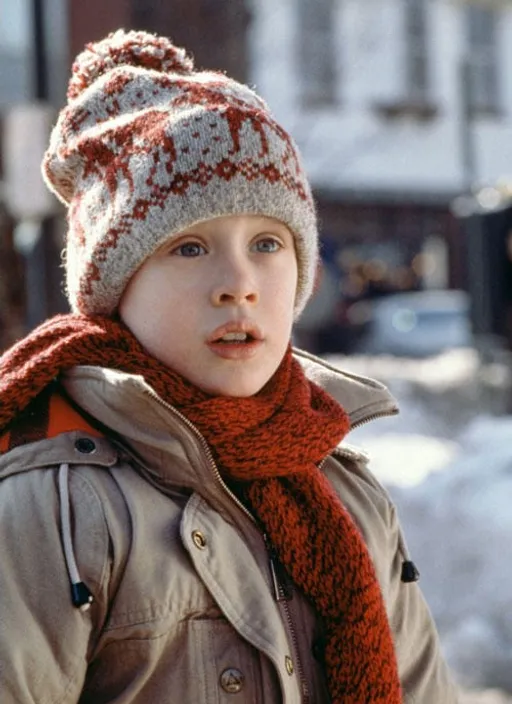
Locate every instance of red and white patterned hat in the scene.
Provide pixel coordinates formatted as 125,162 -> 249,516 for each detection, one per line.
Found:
42,30 -> 318,317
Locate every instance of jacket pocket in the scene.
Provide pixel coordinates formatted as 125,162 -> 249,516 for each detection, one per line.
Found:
188,618 -> 269,704
82,616 -> 280,703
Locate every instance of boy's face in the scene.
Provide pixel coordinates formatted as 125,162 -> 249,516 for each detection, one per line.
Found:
119,215 -> 298,397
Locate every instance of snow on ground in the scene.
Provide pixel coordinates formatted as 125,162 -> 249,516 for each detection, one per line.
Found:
460,691 -> 512,704
325,349 -> 512,694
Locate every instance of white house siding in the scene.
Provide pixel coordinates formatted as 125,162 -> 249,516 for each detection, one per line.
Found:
248,0 -> 512,196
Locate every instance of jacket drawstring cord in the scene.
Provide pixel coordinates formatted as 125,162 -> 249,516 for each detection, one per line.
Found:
58,463 -> 94,610
375,478 -> 420,583
397,529 -> 420,583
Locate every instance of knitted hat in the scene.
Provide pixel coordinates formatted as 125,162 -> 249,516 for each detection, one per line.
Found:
42,29 -> 318,318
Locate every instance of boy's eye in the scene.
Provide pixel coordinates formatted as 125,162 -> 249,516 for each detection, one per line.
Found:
253,237 -> 282,254
173,242 -> 206,257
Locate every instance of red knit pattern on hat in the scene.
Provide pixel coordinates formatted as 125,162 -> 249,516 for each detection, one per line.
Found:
42,31 -> 319,318
0,314 -> 401,703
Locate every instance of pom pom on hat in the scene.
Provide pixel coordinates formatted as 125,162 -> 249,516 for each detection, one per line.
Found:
67,29 -> 194,101
43,30 -> 319,319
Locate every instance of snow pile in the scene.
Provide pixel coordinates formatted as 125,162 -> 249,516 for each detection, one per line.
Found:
390,416 -> 512,692
327,349 -> 512,692
460,691 -> 512,704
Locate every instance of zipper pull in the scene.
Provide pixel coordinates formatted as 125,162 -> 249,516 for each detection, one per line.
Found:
264,534 -> 293,602
269,553 -> 285,602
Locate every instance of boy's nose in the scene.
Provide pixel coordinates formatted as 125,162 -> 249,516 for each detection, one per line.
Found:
211,269 -> 259,307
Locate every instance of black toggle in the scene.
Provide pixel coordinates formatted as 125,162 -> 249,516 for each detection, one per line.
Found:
401,560 -> 420,583
71,581 -> 94,610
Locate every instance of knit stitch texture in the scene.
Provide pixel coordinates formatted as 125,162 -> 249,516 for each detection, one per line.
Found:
42,30 -> 318,317
0,314 -> 402,703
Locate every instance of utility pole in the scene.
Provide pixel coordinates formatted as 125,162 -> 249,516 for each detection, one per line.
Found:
458,55 -> 477,194
33,0 -> 48,101
457,54 -> 496,358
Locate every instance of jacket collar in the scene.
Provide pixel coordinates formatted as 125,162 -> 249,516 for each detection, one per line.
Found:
292,349 -> 398,429
1,350 -> 397,518
62,348 -> 398,433
60,349 -> 397,480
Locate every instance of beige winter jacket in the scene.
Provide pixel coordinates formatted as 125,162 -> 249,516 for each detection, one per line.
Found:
0,351 -> 459,703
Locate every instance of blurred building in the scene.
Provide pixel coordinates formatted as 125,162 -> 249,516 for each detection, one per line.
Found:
250,0 -> 512,348
0,0 -> 69,346
1,0 -> 511,351
456,190 -> 512,353
0,1 -> 32,347
68,0 -> 250,84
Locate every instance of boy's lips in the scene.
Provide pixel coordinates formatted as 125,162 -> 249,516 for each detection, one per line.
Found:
206,321 -> 264,344
206,321 -> 264,360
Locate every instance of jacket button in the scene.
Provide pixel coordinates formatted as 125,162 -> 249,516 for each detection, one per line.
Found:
285,656 -> 294,675
75,438 -> 96,454
192,530 -> 207,549
219,667 -> 245,693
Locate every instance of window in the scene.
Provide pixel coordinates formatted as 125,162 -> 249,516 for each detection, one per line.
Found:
297,0 -> 336,106
0,0 -> 31,105
466,4 -> 499,112
404,0 -> 429,100
0,0 -> 68,106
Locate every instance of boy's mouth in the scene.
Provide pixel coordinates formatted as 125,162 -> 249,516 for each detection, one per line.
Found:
208,322 -> 263,344
214,332 -> 254,344
207,322 -> 264,358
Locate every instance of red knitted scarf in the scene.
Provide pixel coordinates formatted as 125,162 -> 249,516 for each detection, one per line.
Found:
0,315 -> 401,703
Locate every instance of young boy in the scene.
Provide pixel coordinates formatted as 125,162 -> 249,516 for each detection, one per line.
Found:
0,30 -> 458,703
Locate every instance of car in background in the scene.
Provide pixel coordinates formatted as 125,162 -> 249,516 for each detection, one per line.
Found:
354,289 -> 473,357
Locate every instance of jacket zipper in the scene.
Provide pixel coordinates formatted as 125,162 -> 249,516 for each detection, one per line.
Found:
143,387 -> 310,703
142,390 -> 396,513
350,408 -> 398,431
141,389 -> 395,704
264,534 -> 310,704
282,599 -> 310,704
142,388 -> 256,524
